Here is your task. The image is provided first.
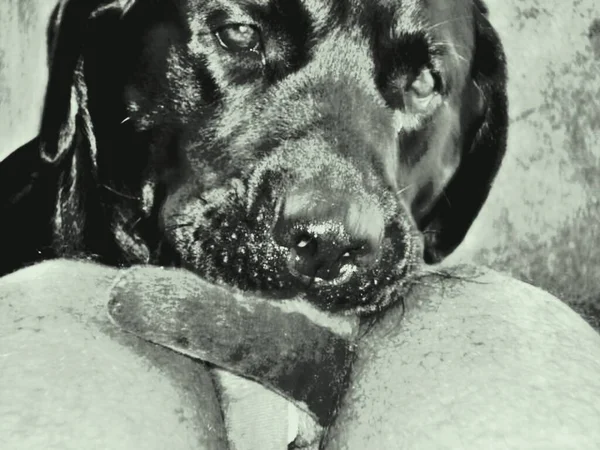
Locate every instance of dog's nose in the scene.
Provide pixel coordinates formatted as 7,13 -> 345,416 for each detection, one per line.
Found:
273,189 -> 384,282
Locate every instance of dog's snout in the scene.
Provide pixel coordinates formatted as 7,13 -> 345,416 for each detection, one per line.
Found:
273,188 -> 385,283
279,222 -> 373,281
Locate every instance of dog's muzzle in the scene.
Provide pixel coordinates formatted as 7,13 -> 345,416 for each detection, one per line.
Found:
272,183 -> 386,287
164,146 -> 419,313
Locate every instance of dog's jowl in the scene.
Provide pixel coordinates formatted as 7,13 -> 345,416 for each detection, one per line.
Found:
0,0 -> 507,314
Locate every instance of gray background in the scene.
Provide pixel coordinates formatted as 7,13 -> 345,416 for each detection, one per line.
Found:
1,0 -> 600,326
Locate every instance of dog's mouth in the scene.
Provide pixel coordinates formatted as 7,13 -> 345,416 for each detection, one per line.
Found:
160,173 -> 423,315
287,262 -> 358,288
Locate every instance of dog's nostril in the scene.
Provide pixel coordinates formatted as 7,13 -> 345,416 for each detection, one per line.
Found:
277,225 -> 376,282
294,234 -> 318,258
272,187 -> 385,284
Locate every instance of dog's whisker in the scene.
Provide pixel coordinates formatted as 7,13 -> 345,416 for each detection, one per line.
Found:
164,222 -> 195,231
431,40 -> 469,65
101,184 -> 141,201
396,184 -> 414,196
432,41 -> 472,53
127,216 -> 143,232
425,15 -> 471,32
442,191 -> 452,207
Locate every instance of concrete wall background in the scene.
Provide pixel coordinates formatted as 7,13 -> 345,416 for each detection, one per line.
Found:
0,0 -> 55,154
1,1 -> 599,327
448,0 -> 600,329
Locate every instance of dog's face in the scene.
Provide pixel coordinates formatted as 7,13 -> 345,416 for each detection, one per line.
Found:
37,0 -> 507,314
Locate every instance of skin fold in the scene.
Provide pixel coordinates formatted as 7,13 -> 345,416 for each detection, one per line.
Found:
0,260 -> 228,450
2,259 -> 600,449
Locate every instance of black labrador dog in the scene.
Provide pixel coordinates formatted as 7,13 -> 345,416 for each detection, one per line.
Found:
0,0 -> 507,314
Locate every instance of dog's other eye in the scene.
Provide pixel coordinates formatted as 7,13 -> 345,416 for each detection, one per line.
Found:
410,68 -> 435,98
405,68 -> 440,112
214,24 -> 262,54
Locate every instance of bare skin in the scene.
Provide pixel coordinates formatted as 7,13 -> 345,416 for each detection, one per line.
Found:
2,259 -> 600,449
0,260 -> 227,450
325,266 -> 600,449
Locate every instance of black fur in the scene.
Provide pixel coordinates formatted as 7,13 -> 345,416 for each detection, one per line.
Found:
0,0 -> 508,313
420,1 -> 508,262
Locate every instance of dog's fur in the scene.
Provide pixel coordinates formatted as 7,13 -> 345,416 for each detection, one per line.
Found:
0,0 -> 507,313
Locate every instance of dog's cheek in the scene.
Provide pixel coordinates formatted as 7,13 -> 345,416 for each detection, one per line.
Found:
123,86 -> 167,131
158,185 -> 204,258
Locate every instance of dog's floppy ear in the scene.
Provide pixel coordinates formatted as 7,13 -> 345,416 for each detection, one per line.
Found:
420,0 -> 508,264
38,0 -> 137,255
39,0 -> 136,164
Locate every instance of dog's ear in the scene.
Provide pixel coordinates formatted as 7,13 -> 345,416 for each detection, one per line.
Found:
38,0 -> 138,255
40,0 -> 136,164
419,1 -> 508,264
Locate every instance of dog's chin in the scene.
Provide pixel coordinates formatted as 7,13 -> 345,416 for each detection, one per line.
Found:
162,192 -> 423,315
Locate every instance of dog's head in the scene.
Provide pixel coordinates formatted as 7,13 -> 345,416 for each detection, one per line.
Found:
39,0 -> 507,314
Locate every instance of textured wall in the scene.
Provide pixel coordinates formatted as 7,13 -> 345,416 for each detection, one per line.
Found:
0,0 -> 56,156
1,1 -> 599,327
448,0 -> 600,328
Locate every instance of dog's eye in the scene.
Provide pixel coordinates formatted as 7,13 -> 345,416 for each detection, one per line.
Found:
214,24 -> 263,54
405,68 -> 440,112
